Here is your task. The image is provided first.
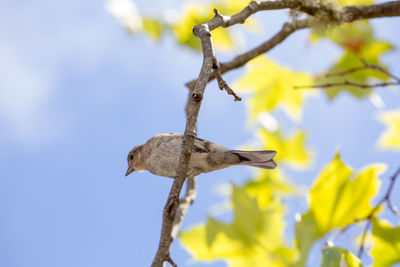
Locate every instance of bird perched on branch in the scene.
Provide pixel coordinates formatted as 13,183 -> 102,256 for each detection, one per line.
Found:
125,133 -> 277,178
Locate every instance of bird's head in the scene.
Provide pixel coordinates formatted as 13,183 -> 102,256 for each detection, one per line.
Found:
125,146 -> 141,176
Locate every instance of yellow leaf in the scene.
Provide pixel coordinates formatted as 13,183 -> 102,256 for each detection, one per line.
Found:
235,57 -> 313,121
295,153 -> 385,264
371,219 -> 400,267
142,17 -> 164,39
180,185 -> 294,266
259,128 -> 312,169
378,109 -> 400,150
244,169 -> 295,209
310,154 -> 384,233
338,0 -> 373,5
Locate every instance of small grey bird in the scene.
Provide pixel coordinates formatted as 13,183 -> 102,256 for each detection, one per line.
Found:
125,133 -> 277,178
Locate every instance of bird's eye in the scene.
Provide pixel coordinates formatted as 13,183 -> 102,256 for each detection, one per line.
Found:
129,154 -> 134,160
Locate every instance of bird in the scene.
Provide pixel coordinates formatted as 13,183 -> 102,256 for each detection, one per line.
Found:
125,133 -> 277,178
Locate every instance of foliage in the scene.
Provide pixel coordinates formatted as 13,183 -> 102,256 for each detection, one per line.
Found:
378,109 -> 400,150
371,219 -> 400,267
295,154 -> 385,265
108,0 -> 400,266
321,246 -> 361,267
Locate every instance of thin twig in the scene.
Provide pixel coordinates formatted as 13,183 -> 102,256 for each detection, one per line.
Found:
325,58 -> 400,83
357,220 -> 372,258
166,254 -> 177,267
325,66 -> 367,78
328,166 -> 400,258
212,56 -> 241,101
357,166 -> 400,258
294,80 -> 399,89
297,58 -> 400,90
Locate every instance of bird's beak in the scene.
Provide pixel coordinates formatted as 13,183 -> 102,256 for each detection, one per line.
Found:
125,166 -> 135,176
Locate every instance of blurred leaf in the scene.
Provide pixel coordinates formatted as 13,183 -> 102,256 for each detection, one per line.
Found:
244,169 -> 295,209
378,109 -> 400,150
321,246 -> 362,267
142,17 -> 164,39
180,185 -> 295,266
259,128 -> 312,169
295,153 -> 385,265
371,219 -> 400,267
338,0 -> 373,4
313,21 -> 393,99
235,57 -> 313,121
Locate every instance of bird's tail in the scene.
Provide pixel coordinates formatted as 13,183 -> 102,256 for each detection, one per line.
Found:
231,150 -> 277,170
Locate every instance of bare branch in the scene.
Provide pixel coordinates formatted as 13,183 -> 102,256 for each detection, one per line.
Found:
356,166 -> 400,258
384,167 -> 400,218
325,66 -> 367,78
186,1 -> 400,89
343,1 -> 400,21
151,21 -> 216,267
295,59 -> 400,90
357,220 -> 372,258
325,59 -> 400,83
171,175 -> 197,239
294,80 -> 399,89
186,19 -> 309,89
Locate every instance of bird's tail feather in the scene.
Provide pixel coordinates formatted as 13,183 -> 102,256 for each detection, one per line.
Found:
232,150 -> 277,170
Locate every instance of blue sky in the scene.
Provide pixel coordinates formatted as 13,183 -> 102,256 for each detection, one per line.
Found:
1,1 -> 399,267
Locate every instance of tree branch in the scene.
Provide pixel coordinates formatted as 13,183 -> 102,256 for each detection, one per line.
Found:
357,166 -> 400,257
325,58 -> 400,83
295,59 -> 400,90
327,166 -> 400,258
171,175 -> 197,239
185,1 -> 400,89
294,80 -> 399,89
151,21 -> 217,267
150,1 -> 400,265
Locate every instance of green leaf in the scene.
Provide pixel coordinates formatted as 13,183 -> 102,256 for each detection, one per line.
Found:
371,219 -> 400,267
258,128 -> 312,169
378,108 -> 400,150
294,153 -> 385,264
321,246 -> 362,267
235,57 -> 313,121
180,185 -> 294,266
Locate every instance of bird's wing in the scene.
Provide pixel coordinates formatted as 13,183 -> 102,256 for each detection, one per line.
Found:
192,137 -> 211,153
